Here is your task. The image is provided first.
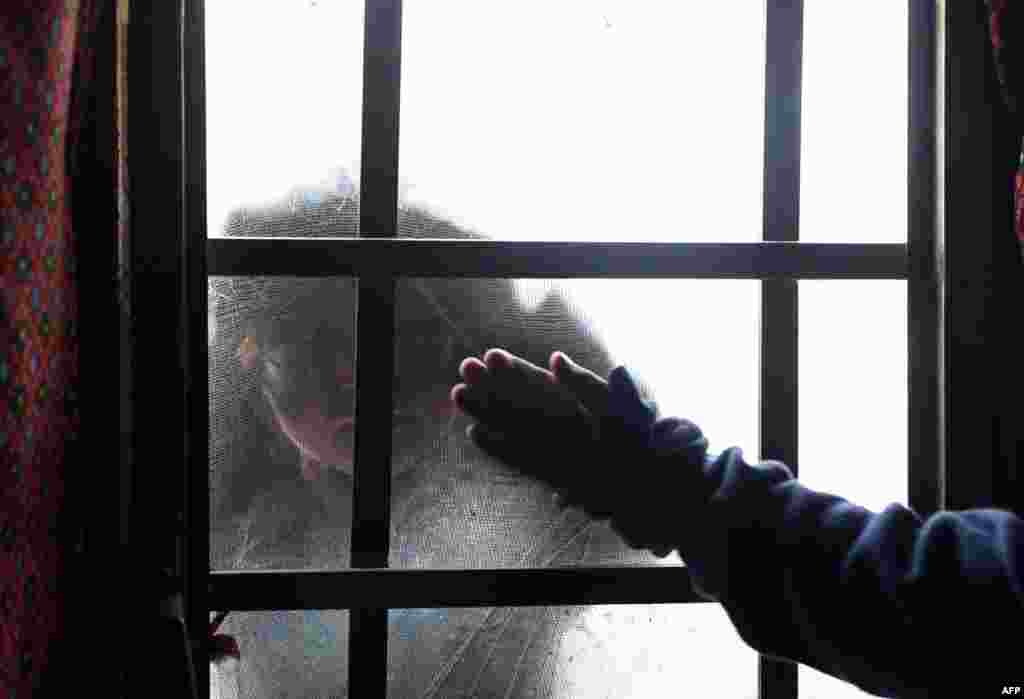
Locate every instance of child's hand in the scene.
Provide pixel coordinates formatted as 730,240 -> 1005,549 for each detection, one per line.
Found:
450,349 -> 605,496
452,348 -> 705,559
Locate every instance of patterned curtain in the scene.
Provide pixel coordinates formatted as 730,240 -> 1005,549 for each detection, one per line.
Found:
988,0 -> 1024,257
0,0 -> 110,694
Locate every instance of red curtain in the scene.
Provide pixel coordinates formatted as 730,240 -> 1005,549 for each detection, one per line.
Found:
0,0 -> 110,693
989,1 -> 1024,257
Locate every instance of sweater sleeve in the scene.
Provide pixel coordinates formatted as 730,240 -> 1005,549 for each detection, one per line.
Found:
600,368 -> 1024,698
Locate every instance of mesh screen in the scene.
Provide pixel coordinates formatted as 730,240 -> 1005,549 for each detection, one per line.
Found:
209,273 -> 357,571
386,276 -> 760,570
208,265 -> 665,572
219,190 -> 360,240
388,277 -> 657,570
210,180 -> 758,575
210,610 -> 349,699
388,603 -> 757,699
209,604 -> 756,699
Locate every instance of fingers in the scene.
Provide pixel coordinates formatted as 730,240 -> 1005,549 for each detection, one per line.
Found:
454,351 -> 539,401
453,348 -> 599,473
450,382 -> 478,417
458,356 -> 487,384
454,348 -> 558,422
550,351 -> 609,418
484,348 -> 554,383
451,356 -> 488,419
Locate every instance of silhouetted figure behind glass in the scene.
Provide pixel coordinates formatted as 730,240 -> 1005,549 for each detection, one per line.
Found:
209,184 -> 642,698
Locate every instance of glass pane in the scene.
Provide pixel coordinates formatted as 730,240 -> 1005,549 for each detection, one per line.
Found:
391,279 -> 759,568
800,1 -> 909,242
799,281 -> 908,513
389,604 -> 757,698
204,0 -> 364,237
398,2 -> 767,242
209,276 -> 356,571
801,663 -> 878,699
210,610 -> 349,699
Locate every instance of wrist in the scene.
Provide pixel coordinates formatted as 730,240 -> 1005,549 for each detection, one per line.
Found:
556,366 -> 712,554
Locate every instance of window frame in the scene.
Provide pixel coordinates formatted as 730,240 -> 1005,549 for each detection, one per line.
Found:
126,0 -> 943,695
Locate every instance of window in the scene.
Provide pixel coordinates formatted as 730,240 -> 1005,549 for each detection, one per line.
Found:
167,0 -> 940,696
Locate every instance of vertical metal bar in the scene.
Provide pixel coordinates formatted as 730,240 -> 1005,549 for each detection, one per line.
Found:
129,0 -> 184,578
184,0 -> 211,690
128,0 -> 195,685
350,0 -> 403,694
759,1 -> 802,697
907,1 -> 942,519
941,1 -> 1015,512
351,277 -> 396,569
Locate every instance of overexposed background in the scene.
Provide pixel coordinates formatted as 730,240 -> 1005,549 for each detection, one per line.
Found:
206,1 -> 908,697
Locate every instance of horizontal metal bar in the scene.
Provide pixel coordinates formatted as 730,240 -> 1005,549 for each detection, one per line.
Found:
207,238 -> 907,279
209,566 -> 703,610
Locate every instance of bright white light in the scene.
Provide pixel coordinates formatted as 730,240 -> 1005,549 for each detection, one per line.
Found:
558,278 -> 760,456
799,280 -> 909,514
556,604 -> 758,697
399,0 -> 766,243
801,1 -> 908,243
204,0 -> 365,236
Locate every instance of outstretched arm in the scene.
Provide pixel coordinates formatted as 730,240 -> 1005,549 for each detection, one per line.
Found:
452,349 -> 1024,698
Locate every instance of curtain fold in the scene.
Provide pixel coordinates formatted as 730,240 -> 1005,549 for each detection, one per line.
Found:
988,0 -> 1024,257
0,0 -> 109,694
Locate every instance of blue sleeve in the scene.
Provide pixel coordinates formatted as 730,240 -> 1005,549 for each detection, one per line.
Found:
601,367 -> 1024,698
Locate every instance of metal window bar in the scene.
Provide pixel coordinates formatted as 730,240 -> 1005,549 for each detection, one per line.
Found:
172,0 -> 941,698
907,0 -> 942,519
205,239 -> 906,279
758,1 -> 802,696
348,0 -> 404,693
184,0 -> 210,691
211,567 -> 705,611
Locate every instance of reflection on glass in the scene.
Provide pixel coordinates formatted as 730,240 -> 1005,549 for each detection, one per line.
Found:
390,279 -> 759,569
801,1 -> 908,242
204,0 -> 364,237
799,281 -> 908,513
399,1 -> 767,242
389,603 -> 757,699
210,611 -> 349,699
208,276 -> 356,571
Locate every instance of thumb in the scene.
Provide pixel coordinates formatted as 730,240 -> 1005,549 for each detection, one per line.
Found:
550,351 -> 609,418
